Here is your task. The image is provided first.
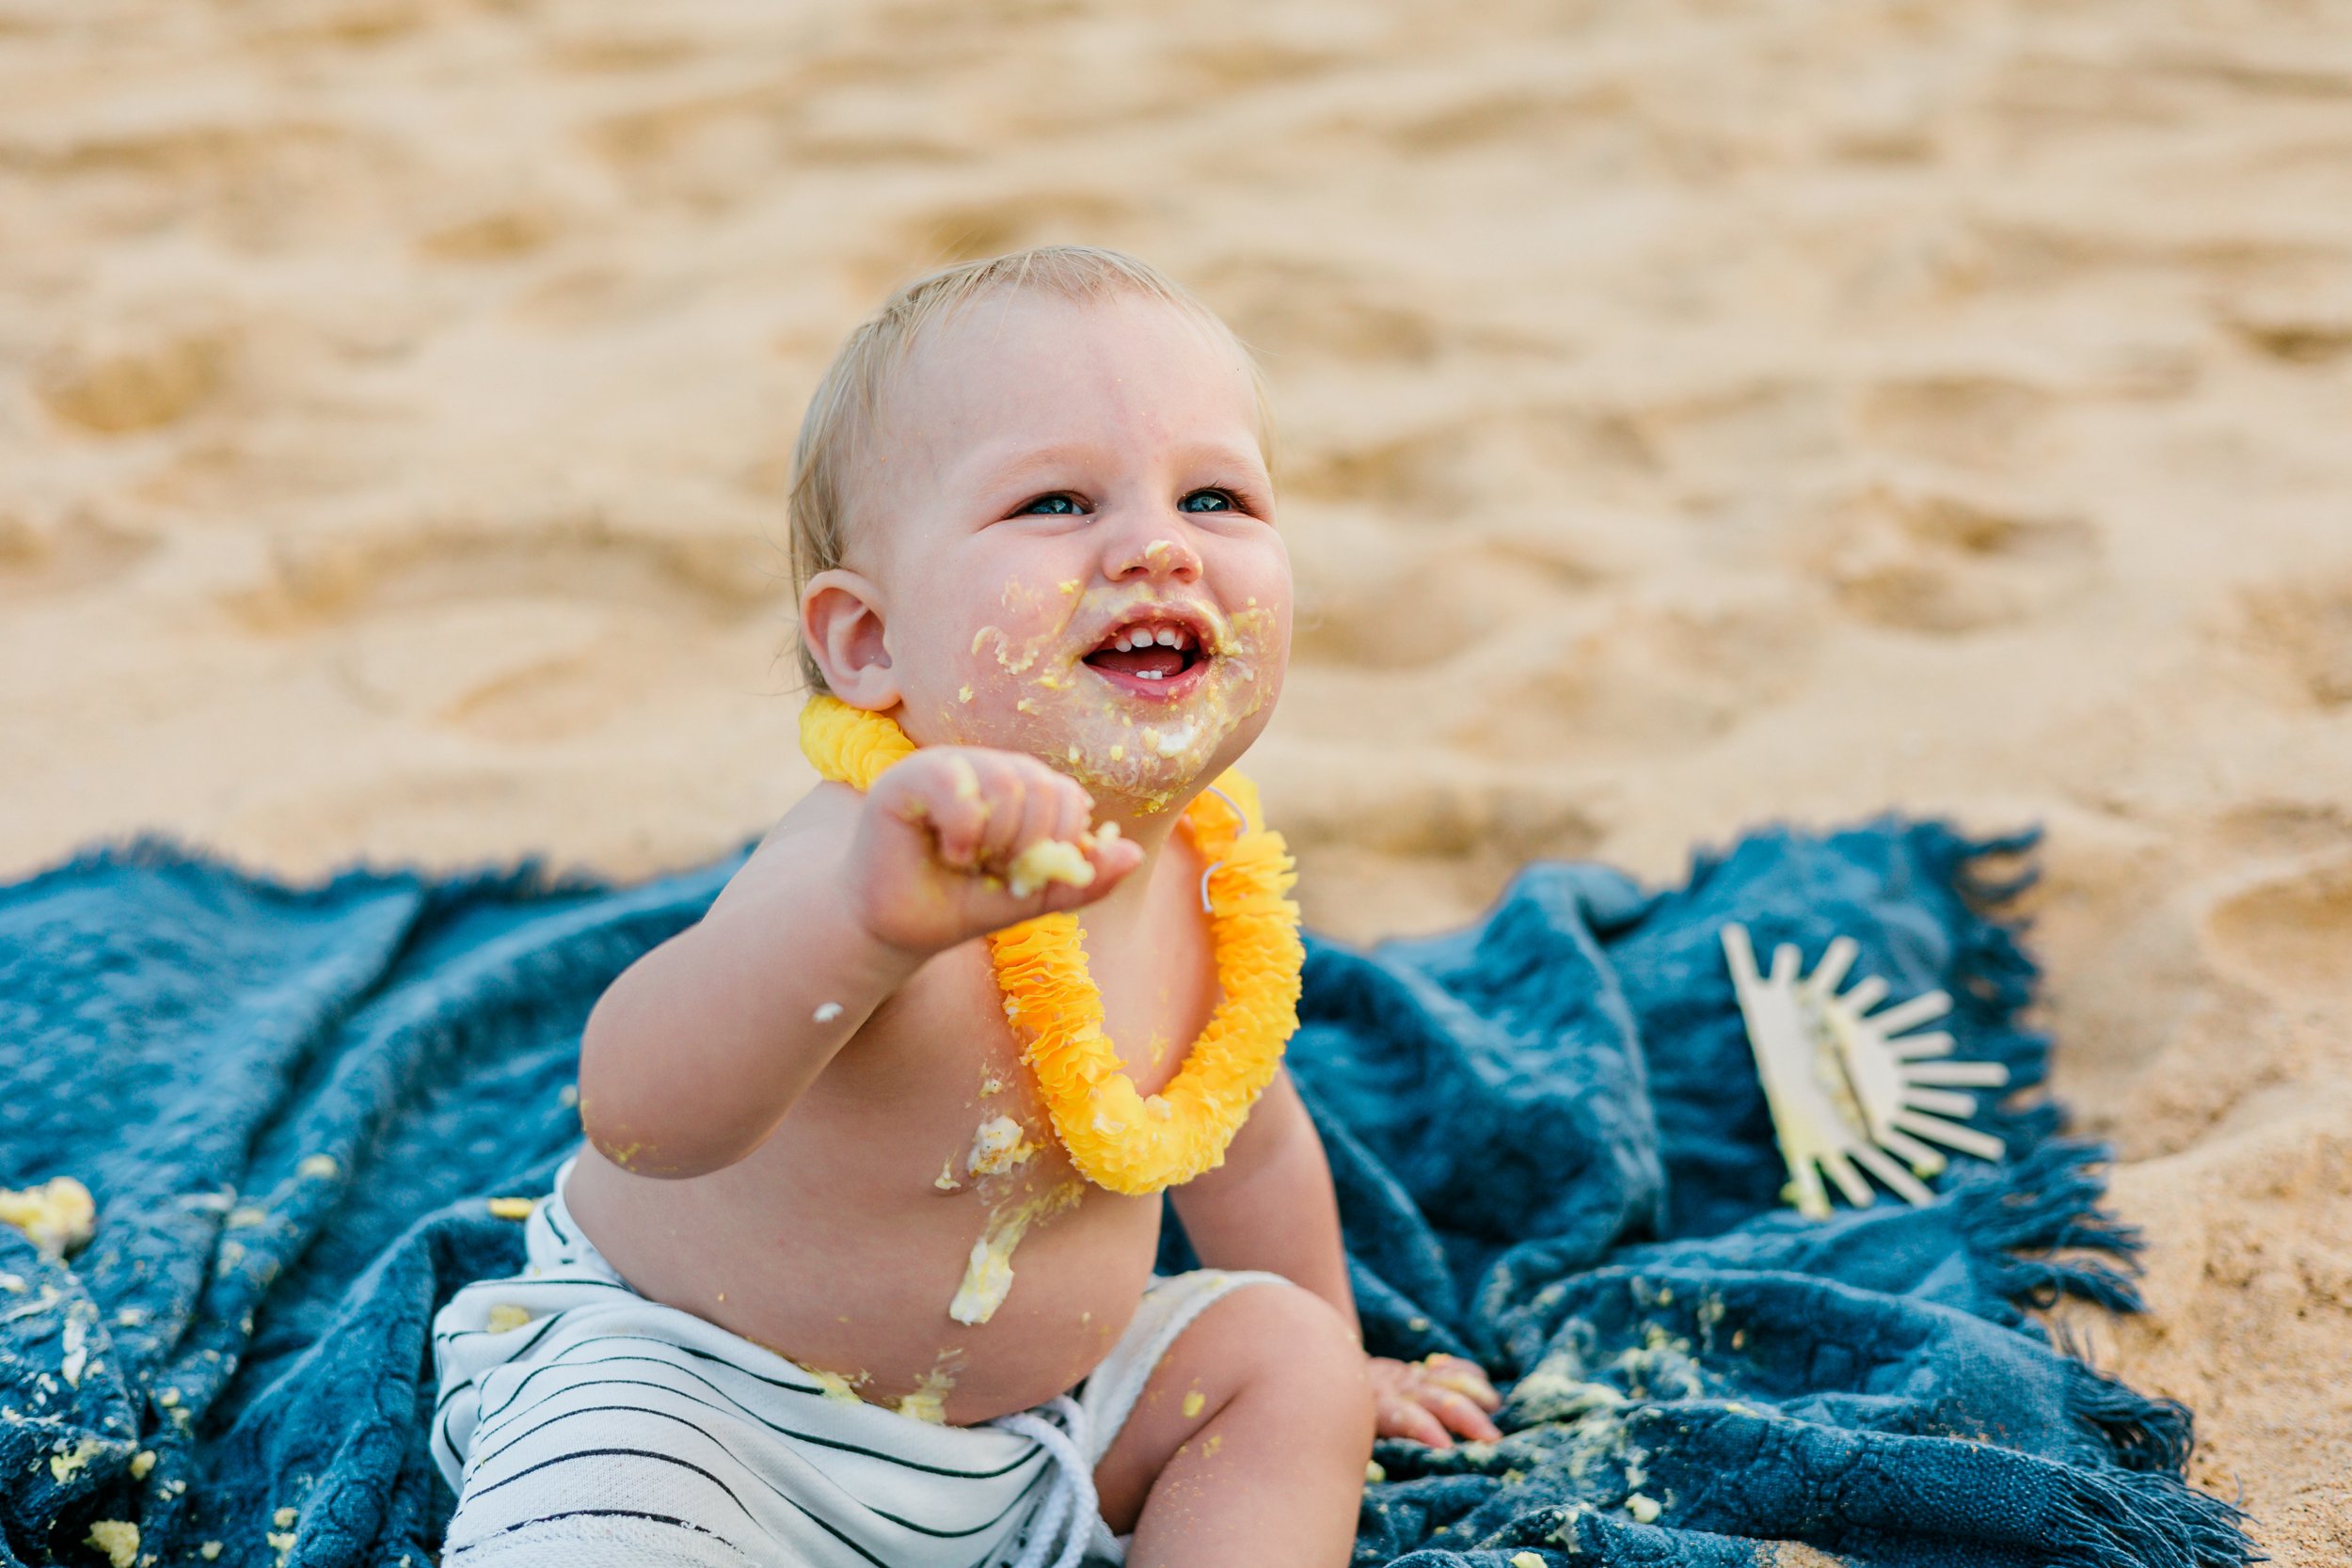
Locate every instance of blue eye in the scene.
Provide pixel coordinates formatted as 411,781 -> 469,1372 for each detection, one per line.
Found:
1179,489 -> 1235,513
1017,494 -> 1083,515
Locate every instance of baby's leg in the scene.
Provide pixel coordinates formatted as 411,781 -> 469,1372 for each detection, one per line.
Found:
1094,1282 -> 1375,1567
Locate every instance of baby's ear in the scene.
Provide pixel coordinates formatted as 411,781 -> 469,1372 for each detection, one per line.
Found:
801,569 -> 899,708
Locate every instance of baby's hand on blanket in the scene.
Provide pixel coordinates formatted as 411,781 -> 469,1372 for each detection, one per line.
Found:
850,746 -> 1146,956
1367,1354 -> 1502,1449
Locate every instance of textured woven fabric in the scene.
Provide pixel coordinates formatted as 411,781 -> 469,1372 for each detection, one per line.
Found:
0,821 -> 2251,1567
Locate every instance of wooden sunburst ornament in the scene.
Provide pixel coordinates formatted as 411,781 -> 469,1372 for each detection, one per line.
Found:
1721,924 -> 2010,1220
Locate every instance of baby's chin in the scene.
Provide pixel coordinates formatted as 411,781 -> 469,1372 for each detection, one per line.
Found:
1064,726 -> 1231,817
926,674 -> 1269,817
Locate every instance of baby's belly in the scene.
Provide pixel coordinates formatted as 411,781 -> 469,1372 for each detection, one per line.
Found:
562,1128 -> 1166,1426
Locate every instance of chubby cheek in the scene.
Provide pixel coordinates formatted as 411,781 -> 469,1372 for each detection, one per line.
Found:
1237,577 -> 1293,711
899,568 -> 1090,745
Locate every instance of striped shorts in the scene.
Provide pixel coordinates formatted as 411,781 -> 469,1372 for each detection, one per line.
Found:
430,1154 -> 1286,1568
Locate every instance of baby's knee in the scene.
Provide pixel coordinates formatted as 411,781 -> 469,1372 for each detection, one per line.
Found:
1232,1283 -> 1376,1437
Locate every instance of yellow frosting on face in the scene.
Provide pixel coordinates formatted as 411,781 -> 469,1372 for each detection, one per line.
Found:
799,695 -> 1302,1196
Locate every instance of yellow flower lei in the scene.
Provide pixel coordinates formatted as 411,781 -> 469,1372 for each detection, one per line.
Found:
799,694 -> 1303,1196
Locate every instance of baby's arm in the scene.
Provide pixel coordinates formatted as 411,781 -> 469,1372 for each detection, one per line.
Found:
578,747 -> 1142,1179
1171,1075 -> 1503,1448
1168,1074 -> 1354,1309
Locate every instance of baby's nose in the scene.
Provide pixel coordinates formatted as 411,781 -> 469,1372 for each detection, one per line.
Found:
1109,531 -> 1202,583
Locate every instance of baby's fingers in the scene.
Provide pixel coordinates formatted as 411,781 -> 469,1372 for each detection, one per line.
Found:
1048,776 -> 1096,849
969,757 -> 1035,869
1375,1392 -> 1454,1449
1008,766 -> 1075,869
1421,1354 -> 1502,1410
1422,1386 -> 1502,1444
897,755 -> 989,869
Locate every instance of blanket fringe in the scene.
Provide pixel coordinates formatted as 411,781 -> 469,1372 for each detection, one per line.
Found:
2058,1346 -> 2193,1476
1907,821 -> 2077,1154
1892,828 -> 2252,1563
1915,826 -> 2157,1320
2041,1460 -> 2258,1568
1953,1140 -> 2147,1317
1943,1143 -> 2255,1562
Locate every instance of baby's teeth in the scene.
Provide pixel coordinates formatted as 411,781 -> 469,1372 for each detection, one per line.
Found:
1103,623 -> 1201,656
1137,668 -> 1164,680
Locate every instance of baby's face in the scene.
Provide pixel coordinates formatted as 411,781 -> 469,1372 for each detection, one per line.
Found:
819,292 -> 1291,815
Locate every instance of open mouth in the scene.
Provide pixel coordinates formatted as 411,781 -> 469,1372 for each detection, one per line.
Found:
1082,616 -> 1210,694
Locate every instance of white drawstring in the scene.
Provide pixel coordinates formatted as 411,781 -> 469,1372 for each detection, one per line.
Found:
991,1395 -> 1098,1568
1196,784 -> 1246,913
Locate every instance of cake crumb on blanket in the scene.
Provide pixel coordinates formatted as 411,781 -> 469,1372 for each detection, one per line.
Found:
83,1521 -> 137,1568
0,1178 -> 94,1257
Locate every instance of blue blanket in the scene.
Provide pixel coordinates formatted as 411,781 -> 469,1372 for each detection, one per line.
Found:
0,821 -> 2251,1568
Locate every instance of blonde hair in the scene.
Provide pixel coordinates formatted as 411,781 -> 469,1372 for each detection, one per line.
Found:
786,245 -> 1276,693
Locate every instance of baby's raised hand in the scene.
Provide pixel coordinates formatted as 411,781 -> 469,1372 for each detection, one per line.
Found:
847,747 -> 1147,957
1367,1354 -> 1503,1449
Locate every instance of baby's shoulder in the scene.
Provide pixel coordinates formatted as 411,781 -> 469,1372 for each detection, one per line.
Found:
704,782 -> 863,916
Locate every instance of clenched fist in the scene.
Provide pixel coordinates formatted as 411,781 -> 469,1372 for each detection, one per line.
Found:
844,747 -> 1147,958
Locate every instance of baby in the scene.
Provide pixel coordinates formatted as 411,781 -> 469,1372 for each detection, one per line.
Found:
429,247 -> 1500,1568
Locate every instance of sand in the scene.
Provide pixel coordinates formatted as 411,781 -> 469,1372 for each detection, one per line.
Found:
2,0 -> 2345,1558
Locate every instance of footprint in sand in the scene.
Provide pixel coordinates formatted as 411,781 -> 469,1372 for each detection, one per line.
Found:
1855,372 -> 2059,471
0,508 -> 160,605
2213,801 -> 2352,861
1290,530 -> 1604,673
2218,278 -> 2352,366
1286,402 -> 1654,525
1625,379 -> 1843,479
580,71 -> 817,210
1192,257 -> 1446,368
1807,480 -> 2099,636
1451,589 -> 1820,764
850,190 -> 1141,298
1376,76 -> 1633,159
417,199 -> 567,263
1168,38 -> 1346,94
31,312 -> 236,437
540,21 -> 701,75
2237,575 -> 2352,709
1279,764 -> 1604,867
1283,423 -> 1473,517
221,518 -> 774,743
2204,855 -> 2352,1003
